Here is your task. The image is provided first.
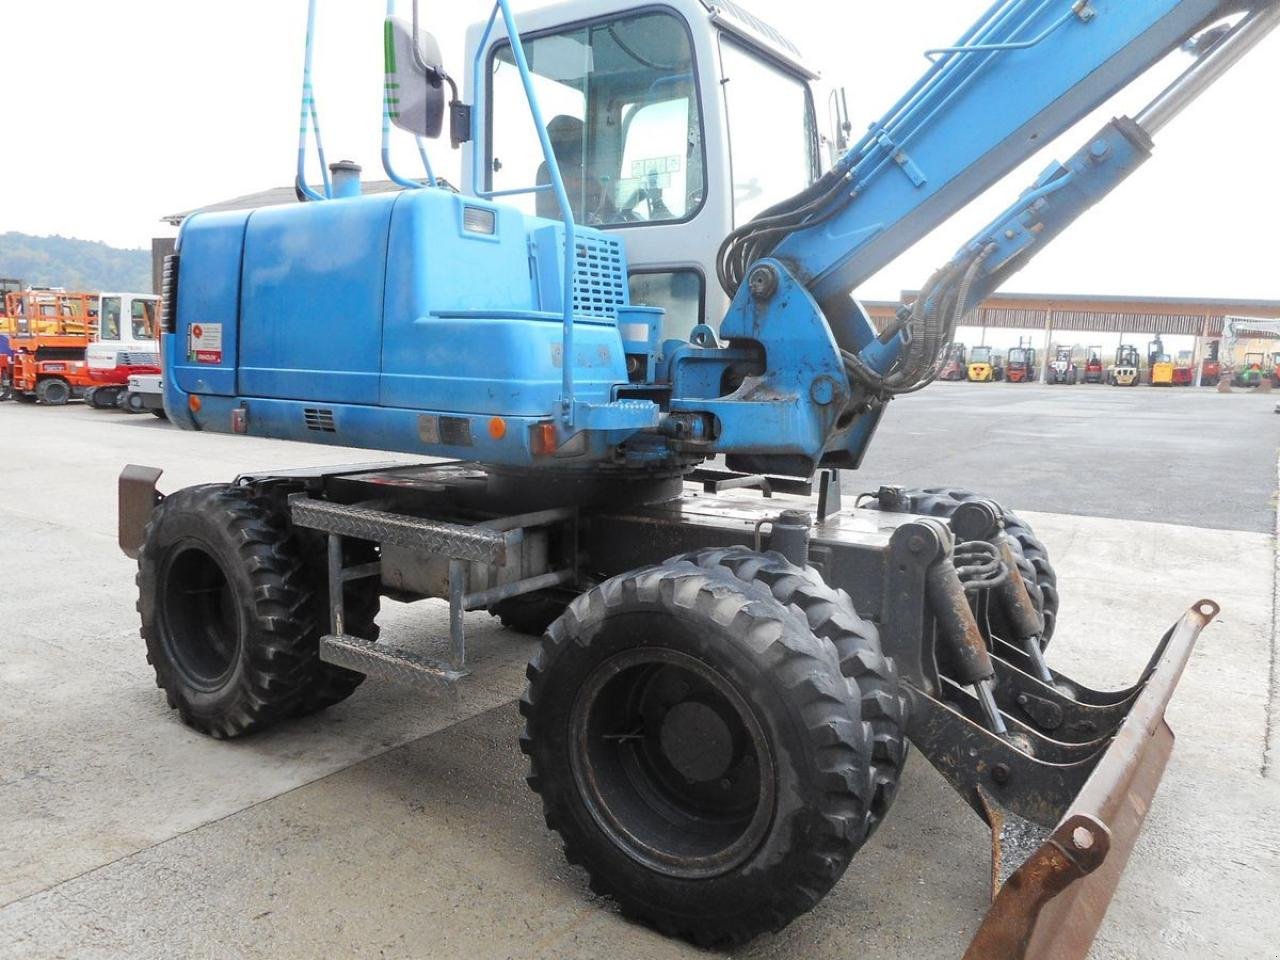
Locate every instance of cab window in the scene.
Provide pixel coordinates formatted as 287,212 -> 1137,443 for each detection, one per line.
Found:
629,270 -> 704,343
719,37 -> 818,225
131,299 -> 157,339
489,10 -> 705,226
100,297 -> 121,341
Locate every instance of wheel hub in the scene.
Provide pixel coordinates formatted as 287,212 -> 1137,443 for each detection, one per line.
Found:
570,646 -> 776,879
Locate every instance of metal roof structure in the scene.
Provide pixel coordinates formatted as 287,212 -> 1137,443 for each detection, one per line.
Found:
866,291 -> 1280,338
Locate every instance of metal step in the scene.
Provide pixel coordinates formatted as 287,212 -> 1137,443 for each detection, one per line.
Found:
291,497 -> 513,563
319,635 -> 468,689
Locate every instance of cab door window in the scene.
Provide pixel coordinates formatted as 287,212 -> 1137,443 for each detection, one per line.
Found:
100,297 -> 122,341
131,299 -> 157,339
489,10 -> 705,227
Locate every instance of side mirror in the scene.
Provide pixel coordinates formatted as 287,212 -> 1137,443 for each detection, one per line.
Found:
385,16 -> 445,139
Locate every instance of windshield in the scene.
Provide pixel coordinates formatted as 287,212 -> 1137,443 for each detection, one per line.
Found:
719,36 -> 817,225
1008,349 -> 1027,363
490,11 -> 705,226
971,347 -> 992,363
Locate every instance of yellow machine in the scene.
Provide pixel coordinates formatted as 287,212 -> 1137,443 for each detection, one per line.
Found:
1150,353 -> 1174,385
967,345 -> 997,382
1148,336 -> 1173,386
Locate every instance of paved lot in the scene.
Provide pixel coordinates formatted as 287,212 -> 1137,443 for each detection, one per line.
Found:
1,386 -> 1277,960
860,381 -> 1280,533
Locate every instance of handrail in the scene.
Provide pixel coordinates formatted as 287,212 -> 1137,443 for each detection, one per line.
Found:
296,0 -> 332,202
924,2 -> 1090,61
471,0 -> 579,425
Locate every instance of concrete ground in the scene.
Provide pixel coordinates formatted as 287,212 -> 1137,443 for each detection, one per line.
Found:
0,383 -> 1277,960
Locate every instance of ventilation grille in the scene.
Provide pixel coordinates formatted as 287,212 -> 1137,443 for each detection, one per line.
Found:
304,408 -> 336,433
572,235 -> 627,321
119,351 -> 160,367
160,254 -> 179,333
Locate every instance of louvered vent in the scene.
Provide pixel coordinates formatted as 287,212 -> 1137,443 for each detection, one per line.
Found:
572,235 -> 627,321
303,408 -> 336,433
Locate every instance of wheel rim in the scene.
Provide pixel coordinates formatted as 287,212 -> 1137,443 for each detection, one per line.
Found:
160,542 -> 242,690
570,646 -> 776,879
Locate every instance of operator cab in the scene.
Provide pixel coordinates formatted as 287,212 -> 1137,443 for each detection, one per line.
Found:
463,0 -> 822,341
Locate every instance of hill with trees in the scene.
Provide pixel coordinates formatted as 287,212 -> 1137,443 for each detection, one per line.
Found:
0,232 -> 152,292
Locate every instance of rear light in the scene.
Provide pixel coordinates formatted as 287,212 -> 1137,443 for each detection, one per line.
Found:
531,421 -> 557,456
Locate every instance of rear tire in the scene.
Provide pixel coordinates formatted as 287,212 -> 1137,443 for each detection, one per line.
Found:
36,377 -> 70,405
137,485 -> 317,737
521,558 -> 876,946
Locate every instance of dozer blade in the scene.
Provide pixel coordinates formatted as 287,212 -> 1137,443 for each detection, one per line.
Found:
961,599 -> 1219,960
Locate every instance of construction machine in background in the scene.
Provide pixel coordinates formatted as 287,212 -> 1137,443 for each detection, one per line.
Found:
1236,351 -> 1267,386
1005,337 -> 1038,382
117,0 -> 1280,955
84,293 -> 161,409
1082,344 -> 1105,383
0,278 -> 23,401
4,289 -> 99,404
1110,344 -> 1142,386
1048,344 -> 1079,384
1220,315 -> 1280,387
939,342 -> 968,380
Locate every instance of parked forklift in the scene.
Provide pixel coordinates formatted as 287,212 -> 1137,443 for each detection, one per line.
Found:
1047,344 -> 1079,384
117,0 -> 1275,955
1005,337 -> 1038,382
1201,340 -> 1222,385
1081,344 -> 1105,383
1171,350 -> 1196,385
966,344 -> 1000,382
938,342 -> 967,380
1109,344 -> 1141,386
1148,335 -> 1173,385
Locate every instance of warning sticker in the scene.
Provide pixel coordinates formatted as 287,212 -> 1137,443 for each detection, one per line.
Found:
188,322 -> 223,364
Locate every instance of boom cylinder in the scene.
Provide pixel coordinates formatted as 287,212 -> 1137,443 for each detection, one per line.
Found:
1136,4 -> 1280,136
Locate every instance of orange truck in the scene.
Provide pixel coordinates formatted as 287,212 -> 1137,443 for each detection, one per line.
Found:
4,289 -> 101,404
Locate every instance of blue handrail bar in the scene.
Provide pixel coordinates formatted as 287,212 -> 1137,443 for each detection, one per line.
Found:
297,0 -> 332,202
471,0 -> 580,425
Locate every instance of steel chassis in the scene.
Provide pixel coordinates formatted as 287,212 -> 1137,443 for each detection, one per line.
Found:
120,459 -> 1215,958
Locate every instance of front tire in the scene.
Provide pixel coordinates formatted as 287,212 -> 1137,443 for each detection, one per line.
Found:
521,558 -> 877,946
138,485 -> 317,737
879,487 -> 1059,647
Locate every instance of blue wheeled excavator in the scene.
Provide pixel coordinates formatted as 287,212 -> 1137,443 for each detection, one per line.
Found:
119,0 -> 1276,955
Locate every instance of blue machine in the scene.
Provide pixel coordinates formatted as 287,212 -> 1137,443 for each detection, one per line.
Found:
164,0 -> 1278,480
127,3 -> 1279,952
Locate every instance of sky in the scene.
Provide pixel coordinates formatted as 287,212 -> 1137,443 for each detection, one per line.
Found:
1,0 -> 1277,303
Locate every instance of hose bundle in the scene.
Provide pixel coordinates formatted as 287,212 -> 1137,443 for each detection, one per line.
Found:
716,168 -> 995,401
715,167 -> 858,299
